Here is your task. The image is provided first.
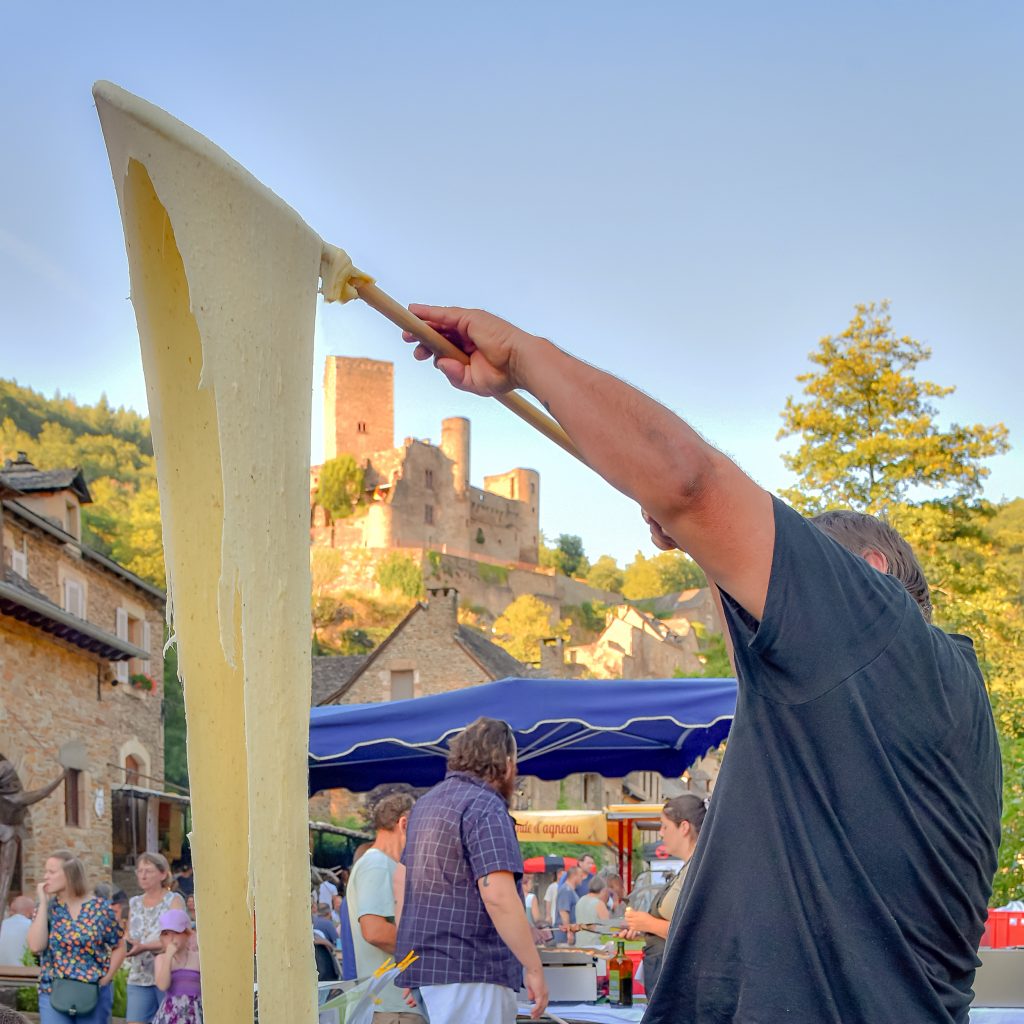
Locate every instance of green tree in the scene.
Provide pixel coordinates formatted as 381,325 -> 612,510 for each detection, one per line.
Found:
553,534 -> 589,577
993,735 -> 1024,905
889,500 -> 1024,735
674,633 -> 732,679
539,532 -> 589,577
622,552 -> 665,600
163,640 -> 188,791
376,552 -> 425,599
587,555 -> 624,593
493,594 -> 570,664
652,550 -> 707,591
316,455 -> 364,520
1,382 -> 166,588
778,301 -> 1009,515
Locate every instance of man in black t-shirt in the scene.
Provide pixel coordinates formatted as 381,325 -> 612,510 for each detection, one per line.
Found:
405,303 -> 1002,1024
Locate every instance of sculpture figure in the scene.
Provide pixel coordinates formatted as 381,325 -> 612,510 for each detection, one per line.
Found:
0,757 -> 66,920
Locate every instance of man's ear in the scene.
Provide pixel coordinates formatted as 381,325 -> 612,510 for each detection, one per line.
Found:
861,548 -> 889,574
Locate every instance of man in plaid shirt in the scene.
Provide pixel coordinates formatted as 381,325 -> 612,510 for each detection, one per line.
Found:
395,718 -> 548,1023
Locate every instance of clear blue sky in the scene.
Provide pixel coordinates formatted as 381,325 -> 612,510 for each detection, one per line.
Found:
2,1 -> 1021,565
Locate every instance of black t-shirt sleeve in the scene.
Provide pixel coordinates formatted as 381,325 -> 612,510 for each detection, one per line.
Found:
720,495 -> 913,703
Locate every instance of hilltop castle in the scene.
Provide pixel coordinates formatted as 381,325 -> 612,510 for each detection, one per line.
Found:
313,356 -> 540,565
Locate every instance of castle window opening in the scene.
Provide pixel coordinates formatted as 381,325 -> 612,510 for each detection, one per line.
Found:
65,768 -> 83,828
425,469 -> 434,489
425,505 -> 434,525
357,421 -> 367,434
124,755 -> 141,786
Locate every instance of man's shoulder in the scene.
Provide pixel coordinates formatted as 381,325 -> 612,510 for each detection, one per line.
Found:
352,848 -> 394,881
417,773 -> 502,816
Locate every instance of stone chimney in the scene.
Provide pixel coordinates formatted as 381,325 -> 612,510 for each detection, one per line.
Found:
538,637 -> 567,677
425,586 -> 459,630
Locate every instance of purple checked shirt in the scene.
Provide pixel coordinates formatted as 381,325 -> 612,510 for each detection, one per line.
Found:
396,771 -> 524,990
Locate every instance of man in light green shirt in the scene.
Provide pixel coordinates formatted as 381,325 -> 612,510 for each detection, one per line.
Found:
346,791 -> 423,1023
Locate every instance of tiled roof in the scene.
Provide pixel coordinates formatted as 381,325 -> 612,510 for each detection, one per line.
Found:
454,625 -> 526,681
0,569 -> 148,662
311,655 -> 370,705
0,457 -> 92,504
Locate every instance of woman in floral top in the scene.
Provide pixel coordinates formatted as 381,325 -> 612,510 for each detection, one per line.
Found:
27,849 -> 126,1024
125,852 -> 186,1024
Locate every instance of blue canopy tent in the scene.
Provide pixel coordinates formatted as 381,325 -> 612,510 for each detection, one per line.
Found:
308,676 -> 737,795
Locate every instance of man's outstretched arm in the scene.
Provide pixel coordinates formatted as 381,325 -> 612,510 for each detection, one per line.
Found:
405,306 -> 774,620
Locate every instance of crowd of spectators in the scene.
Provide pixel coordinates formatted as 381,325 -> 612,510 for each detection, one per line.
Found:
0,851 -> 200,1024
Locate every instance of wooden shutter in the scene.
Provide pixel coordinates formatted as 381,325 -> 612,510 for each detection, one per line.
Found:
10,548 -> 27,578
115,607 -> 130,683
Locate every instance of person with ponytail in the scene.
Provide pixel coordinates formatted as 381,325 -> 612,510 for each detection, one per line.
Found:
622,794 -> 708,996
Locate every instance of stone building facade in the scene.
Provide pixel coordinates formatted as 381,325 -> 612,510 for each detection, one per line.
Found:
0,455 -> 180,894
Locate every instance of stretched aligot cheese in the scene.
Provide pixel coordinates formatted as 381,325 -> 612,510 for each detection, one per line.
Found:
93,81 -> 363,1024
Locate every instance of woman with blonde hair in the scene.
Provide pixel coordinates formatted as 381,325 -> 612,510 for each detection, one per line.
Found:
124,853 -> 185,1024
27,849 -> 125,1024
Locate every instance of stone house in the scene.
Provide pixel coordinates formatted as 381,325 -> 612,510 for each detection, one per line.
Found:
314,586 -> 525,706
568,604 -> 704,679
0,454 -> 181,894
649,587 -> 723,638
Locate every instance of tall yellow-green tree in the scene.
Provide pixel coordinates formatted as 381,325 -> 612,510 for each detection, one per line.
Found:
778,301 -> 1008,515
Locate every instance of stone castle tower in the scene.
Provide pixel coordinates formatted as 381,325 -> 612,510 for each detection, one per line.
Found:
324,356 -> 394,460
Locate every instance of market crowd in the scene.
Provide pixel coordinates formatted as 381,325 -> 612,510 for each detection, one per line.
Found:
0,852 -> 199,1024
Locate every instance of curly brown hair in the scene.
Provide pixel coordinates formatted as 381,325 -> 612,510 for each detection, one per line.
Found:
446,717 -> 516,787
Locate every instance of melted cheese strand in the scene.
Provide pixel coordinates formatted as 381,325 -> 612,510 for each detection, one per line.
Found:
95,81 -> 319,1024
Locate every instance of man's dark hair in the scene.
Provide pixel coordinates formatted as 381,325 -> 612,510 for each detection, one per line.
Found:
372,791 -> 415,831
447,717 -> 516,787
810,510 -> 932,622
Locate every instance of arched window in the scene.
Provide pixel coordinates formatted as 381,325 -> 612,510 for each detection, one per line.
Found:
125,755 -> 141,786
